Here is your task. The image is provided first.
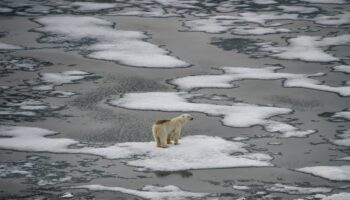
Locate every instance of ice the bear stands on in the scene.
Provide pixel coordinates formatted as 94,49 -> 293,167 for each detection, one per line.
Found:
152,114 -> 194,148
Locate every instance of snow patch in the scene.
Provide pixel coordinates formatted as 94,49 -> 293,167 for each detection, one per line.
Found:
171,66 -> 350,96
0,42 -> 23,50
40,70 -> 91,85
73,184 -> 209,200
296,165 -> 350,181
0,126 -> 273,171
109,92 -> 315,137
34,16 -> 189,68
259,34 -> 350,62
266,183 -> 332,194
333,65 -> 350,74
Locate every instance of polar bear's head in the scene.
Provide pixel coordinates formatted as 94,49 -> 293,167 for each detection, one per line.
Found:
180,113 -> 194,122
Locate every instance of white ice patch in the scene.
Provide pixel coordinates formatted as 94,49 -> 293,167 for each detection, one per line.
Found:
259,34 -> 350,62
34,16 -> 189,68
0,42 -> 23,50
183,12 -> 298,33
0,126 -> 273,171
233,185 -> 251,190
333,111 -> 350,120
332,130 -> 350,147
314,12 -> 350,26
312,193 -> 350,200
232,26 -> 291,35
109,92 -> 315,137
300,0 -> 347,4
40,70 -> 91,85
253,0 -> 277,5
71,2 -> 118,12
296,165 -> 350,181
333,65 -> 350,74
171,66 -> 350,96
277,5 -> 319,14
73,184 -> 209,200
266,183 -> 332,194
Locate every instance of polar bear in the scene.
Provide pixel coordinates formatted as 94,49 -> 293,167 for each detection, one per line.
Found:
152,114 -> 193,148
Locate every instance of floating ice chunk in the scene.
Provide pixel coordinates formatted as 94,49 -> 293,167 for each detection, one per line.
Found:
296,165 -> 350,181
183,12 -> 298,33
314,12 -> 350,26
333,130 -> 350,147
333,111 -> 350,120
266,183 -> 332,194
73,184 -> 208,200
40,70 -> 91,85
61,192 -> 74,198
0,126 -> 273,171
0,126 -> 76,152
232,26 -> 291,35
117,8 -> 179,18
34,16 -> 189,68
277,5 -> 319,14
110,92 -> 314,137
253,0 -> 277,4
314,193 -> 350,200
71,2 -> 117,12
300,0 -> 347,4
0,42 -> 22,50
259,34 -> 350,62
0,7 -> 13,13
0,110 -> 36,116
333,65 -> 350,74
171,66 -> 350,96
50,91 -> 76,98
233,185 -> 250,190
32,84 -> 54,91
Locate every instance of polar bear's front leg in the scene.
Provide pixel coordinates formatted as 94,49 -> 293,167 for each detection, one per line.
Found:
174,128 -> 181,145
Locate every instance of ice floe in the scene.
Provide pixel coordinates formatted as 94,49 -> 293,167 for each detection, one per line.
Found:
296,165 -> 350,181
314,12 -> 350,26
259,34 -> 350,62
231,26 -> 291,35
332,65 -> 350,74
253,0 -> 277,5
34,16 -> 189,68
312,193 -> 350,200
0,42 -> 23,50
109,92 -> 315,137
183,12 -> 298,34
0,126 -> 273,171
40,70 -> 91,85
277,5 -> 319,14
171,66 -> 350,96
266,183 -> 331,194
332,130 -> 350,147
73,184 -> 209,200
332,110 -> 350,120
300,0 -> 348,4
71,2 -> 118,12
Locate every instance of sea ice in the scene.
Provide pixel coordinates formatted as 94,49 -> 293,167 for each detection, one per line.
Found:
73,184 -> 209,200
34,16 -> 189,68
183,12 -> 298,34
253,0 -> 277,5
232,26 -> 291,35
332,130 -> 350,147
313,193 -> 350,200
109,92 -> 315,137
40,70 -> 91,85
300,0 -> 347,4
332,65 -> 350,74
171,66 -> 350,96
0,42 -> 23,50
314,12 -> 350,26
0,126 -> 273,171
277,5 -> 319,14
333,111 -> 350,120
71,2 -> 118,12
266,183 -> 332,194
259,34 -> 350,62
296,165 -> 350,181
